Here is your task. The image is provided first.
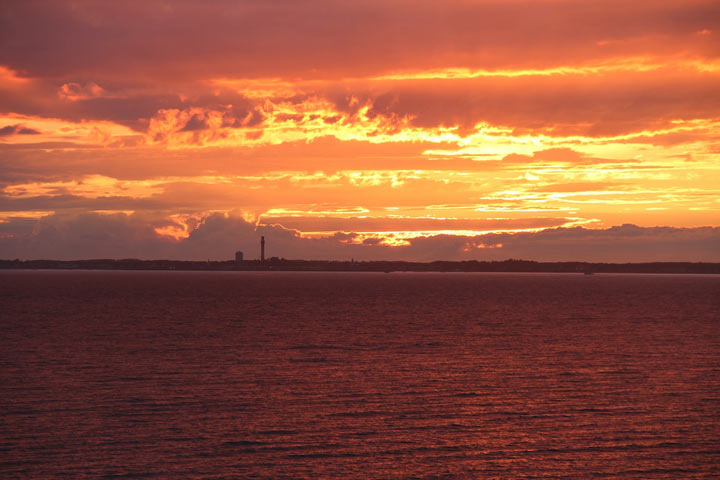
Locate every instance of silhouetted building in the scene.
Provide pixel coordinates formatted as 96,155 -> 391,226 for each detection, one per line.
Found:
235,251 -> 243,263
260,236 -> 265,262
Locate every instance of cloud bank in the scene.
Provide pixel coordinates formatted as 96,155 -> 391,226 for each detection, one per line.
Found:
1,212 -> 718,263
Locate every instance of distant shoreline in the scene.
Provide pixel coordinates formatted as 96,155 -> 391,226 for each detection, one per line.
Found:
2,258 -> 719,274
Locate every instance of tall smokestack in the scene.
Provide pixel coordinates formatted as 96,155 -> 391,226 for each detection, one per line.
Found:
261,235 -> 265,262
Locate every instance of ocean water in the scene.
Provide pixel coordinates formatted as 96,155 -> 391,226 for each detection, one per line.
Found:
1,271 -> 719,479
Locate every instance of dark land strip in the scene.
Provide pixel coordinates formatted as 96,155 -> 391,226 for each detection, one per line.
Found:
2,258 -> 719,274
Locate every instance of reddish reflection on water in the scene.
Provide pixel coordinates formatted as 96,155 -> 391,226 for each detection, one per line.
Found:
1,271 -> 719,478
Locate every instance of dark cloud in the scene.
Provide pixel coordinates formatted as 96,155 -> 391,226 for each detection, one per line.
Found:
222,106 -> 264,128
0,216 -> 36,236
0,194 -> 170,212
179,114 -> 208,132
1,1 -> 718,81
0,124 -> 41,136
73,94 -> 185,130
0,125 -> 16,136
348,74 -> 720,134
0,71 -> 264,132
1,212 -> 718,262
362,237 -> 382,245
469,225 -> 720,262
0,212 -> 173,260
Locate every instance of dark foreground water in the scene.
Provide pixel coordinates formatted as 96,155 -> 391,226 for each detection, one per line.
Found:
1,271 -> 719,479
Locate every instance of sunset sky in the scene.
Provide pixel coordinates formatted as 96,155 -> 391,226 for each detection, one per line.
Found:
1,0 -> 719,261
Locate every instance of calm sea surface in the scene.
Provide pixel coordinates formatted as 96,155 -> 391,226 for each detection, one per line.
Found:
1,271 -> 719,479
